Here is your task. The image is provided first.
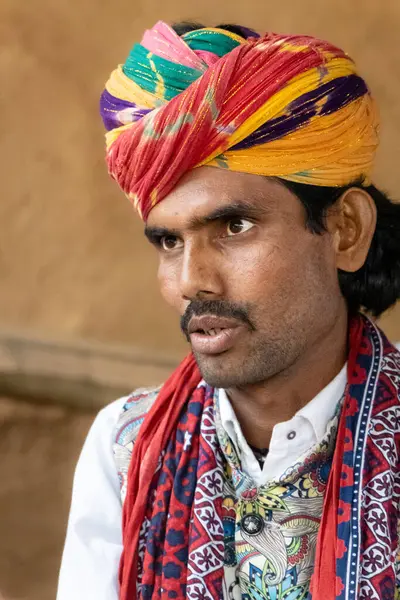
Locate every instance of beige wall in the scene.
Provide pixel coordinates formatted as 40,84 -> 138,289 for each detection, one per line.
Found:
0,4 -> 399,599
1,0 -> 400,362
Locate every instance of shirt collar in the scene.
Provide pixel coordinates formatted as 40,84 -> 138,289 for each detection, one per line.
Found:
217,363 -> 347,453
296,363 -> 347,440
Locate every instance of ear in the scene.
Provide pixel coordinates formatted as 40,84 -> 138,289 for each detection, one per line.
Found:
326,187 -> 377,272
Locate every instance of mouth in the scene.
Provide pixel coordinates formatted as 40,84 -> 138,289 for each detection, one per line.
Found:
195,328 -> 226,336
188,315 -> 245,355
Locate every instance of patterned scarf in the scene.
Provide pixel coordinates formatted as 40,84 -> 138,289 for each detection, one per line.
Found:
119,314 -> 400,599
100,21 -> 379,221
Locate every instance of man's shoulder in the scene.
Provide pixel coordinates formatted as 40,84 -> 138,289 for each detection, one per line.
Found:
109,385 -> 162,501
112,385 -> 162,448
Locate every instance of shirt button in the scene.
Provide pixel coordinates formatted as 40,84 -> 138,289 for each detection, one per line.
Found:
241,513 -> 264,535
287,430 -> 297,440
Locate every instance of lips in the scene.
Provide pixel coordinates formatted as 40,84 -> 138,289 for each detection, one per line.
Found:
188,315 -> 245,355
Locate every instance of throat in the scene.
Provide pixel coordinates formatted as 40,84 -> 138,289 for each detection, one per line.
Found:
226,347 -> 347,450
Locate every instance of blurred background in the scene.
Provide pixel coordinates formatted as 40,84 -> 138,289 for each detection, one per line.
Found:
1,1 -> 400,598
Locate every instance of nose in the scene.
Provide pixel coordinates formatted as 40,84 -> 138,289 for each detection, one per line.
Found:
179,242 -> 224,301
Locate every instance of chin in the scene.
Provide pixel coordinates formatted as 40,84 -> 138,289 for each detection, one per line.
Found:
193,341 -> 286,389
194,352 -> 255,389
200,371 -> 237,389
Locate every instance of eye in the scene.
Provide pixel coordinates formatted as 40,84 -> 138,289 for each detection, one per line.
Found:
160,235 -> 183,251
226,218 -> 255,236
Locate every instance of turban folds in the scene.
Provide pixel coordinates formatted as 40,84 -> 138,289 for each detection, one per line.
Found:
100,21 -> 379,221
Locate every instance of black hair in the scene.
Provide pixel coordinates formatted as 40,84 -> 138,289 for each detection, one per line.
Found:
172,21 -> 400,317
171,21 -> 257,39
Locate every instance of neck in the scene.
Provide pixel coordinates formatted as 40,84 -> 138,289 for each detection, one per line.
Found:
226,312 -> 348,449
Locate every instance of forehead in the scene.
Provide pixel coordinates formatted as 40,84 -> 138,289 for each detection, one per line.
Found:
146,167 -> 302,228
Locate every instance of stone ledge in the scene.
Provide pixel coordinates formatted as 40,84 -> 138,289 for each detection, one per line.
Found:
0,328 -> 181,410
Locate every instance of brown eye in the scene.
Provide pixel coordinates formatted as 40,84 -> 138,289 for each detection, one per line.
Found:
161,236 -> 182,251
226,218 -> 254,236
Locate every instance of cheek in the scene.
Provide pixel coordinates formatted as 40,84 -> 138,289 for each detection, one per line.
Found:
227,235 -> 336,308
225,240 -> 291,302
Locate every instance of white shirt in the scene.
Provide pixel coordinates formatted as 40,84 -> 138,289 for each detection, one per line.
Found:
56,364 -> 347,600
217,363 -> 347,486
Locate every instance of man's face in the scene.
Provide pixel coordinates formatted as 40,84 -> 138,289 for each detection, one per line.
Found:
146,167 -> 345,388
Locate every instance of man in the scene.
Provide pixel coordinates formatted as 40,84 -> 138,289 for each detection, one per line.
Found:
57,21 -> 400,600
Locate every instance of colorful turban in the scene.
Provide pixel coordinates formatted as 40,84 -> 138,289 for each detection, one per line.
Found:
100,21 -> 379,221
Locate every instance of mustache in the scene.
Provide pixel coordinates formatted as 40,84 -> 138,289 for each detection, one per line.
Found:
180,299 -> 254,339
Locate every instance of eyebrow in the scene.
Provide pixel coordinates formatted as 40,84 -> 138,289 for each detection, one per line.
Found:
144,199 -> 269,244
